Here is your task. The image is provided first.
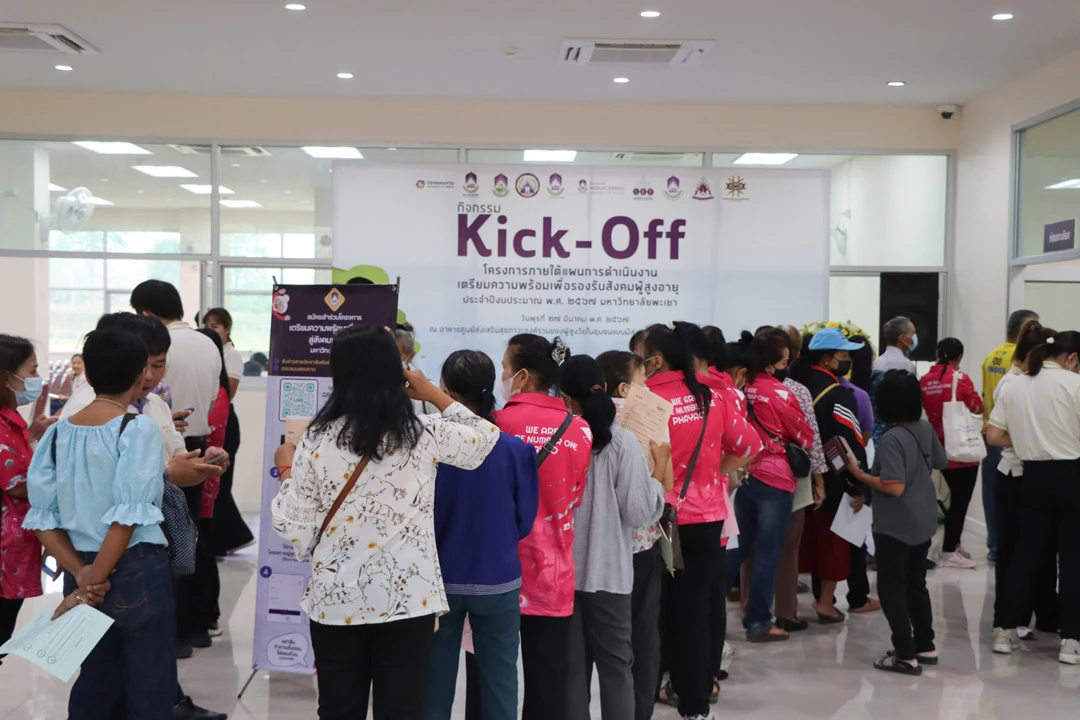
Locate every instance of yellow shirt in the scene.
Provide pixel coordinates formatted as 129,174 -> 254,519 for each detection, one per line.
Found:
982,341 -> 1015,425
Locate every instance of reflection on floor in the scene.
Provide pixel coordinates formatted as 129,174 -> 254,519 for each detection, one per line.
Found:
2,526 -> 1078,719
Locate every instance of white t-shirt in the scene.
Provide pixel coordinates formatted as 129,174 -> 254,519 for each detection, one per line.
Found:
60,381 -> 96,421
223,342 -> 244,382
989,361 -> 1080,461
165,321 -> 222,438
59,390 -> 184,462
993,367 -> 1024,477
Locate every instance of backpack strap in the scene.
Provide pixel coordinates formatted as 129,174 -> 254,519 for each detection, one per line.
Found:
813,383 -> 840,407
537,413 -> 574,468
678,418 -> 709,503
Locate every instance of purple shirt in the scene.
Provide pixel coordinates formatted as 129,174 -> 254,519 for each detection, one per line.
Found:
840,378 -> 874,438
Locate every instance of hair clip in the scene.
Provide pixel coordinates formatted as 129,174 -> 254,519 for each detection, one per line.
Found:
1047,336 -> 1055,344
665,321 -> 676,331
551,337 -> 569,366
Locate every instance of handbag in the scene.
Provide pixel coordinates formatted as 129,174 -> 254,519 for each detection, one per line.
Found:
52,413 -> 197,576
536,413 -> 574,467
941,370 -> 987,464
745,394 -> 811,479
310,453 -> 374,554
659,418 -> 708,573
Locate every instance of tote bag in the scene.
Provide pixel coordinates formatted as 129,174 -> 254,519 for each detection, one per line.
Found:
942,371 -> 987,464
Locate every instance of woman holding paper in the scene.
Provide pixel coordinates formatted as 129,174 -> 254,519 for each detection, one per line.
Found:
919,338 -> 984,569
562,354 -> 666,720
24,327 -> 174,717
845,370 -> 946,675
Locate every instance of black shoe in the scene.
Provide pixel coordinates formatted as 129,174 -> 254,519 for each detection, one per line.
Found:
775,617 -> 810,633
189,630 -> 212,649
797,581 -> 810,595
176,640 -> 193,659
925,557 -> 938,570
174,695 -> 228,720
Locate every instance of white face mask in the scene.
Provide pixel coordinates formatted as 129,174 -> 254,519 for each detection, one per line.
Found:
499,369 -> 522,403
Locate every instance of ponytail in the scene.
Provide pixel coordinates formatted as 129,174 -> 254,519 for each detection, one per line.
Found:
645,322 -> 710,416
560,355 -> 615,452
1014,319 -> 1052,366
1027,331 -> 1080,376
440,350 -> 497,422
507,333 -> 570,392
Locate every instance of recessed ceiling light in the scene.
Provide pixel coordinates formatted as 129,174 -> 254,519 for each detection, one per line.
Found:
336,72 -> 354,79
302,200 -> 311,204
132,165 -> 199,178
231,163 -> 240,167
180,184 -> 235,195
301,146 -> 363,159
48,183 -> 66,192
524,150 -> 578,162
136,190 -> 145,194
284,190 -> 292,194
614,77 -> 630,84
99,178 -> 109,182
887,80 -> 906,87
1045,179 -> 1080,190
55,65 -> 73,72
733,152 -> 799,166
88,197 -> 114,206
640,11 -> 660,18
220,199 -> 263,208
992,13 -> 1014,21
72,141 -> 152,155
388,148 -> 397,151
285,3 -> 306,10
260,178 -> 269,183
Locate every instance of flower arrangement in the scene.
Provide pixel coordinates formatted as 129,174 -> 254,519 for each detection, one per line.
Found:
801,320 -> 868,339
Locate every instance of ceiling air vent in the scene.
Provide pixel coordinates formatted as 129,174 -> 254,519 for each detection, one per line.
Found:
0,23 -> 98,54
560,39 -> 713,67
610,152 -> 697,164
169,145 -> 274,157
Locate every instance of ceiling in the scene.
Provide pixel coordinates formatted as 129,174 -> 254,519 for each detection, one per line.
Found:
1,1 -> 1079,105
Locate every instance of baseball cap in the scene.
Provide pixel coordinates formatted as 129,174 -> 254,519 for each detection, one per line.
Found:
808,327 -> 863,352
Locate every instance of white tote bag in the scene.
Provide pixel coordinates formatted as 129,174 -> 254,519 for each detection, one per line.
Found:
942,371 -> 987,463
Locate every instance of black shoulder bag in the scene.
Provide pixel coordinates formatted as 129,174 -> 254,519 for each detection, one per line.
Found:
536,413 -> 574,467
745,394 -> 811,479
659,416 -> 708,572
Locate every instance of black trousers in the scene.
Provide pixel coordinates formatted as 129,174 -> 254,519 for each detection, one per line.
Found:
1000,460 -> 1080,639
309,615 -> 435,720
211,406 -> 253,556
874,533 -> 935,660
670,521 -> 724,718
519,614 -> 572,720
709,546 -> 727,679
941,466 -> 979,553
0,597 -> 23,658
175,437 -> 219,639
631,545 -> 662,720
464,652 -> 482,720
994,470 -> 1059,630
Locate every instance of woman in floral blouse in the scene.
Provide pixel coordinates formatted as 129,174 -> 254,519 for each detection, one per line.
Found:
0,335 -> 51,656
271,325 -> 499,720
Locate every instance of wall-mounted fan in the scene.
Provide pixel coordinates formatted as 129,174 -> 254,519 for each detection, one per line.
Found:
38,186 -> 96,244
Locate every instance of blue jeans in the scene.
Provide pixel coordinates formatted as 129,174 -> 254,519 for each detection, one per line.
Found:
982,441 -> 1002,556
722,476 -> 794,632
425,590 -> 521,720
65,543 -> 176,720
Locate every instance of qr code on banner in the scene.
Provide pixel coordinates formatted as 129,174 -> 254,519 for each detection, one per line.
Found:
279,380 -> 317,420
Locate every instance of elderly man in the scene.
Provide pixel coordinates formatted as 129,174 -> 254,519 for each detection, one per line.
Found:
875,316 -> 918,375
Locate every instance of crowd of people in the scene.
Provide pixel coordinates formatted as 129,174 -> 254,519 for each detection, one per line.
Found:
1,289 -> 1078,719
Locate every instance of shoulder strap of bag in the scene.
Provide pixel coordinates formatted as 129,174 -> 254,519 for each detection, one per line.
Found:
314,454 -> 373,548
745,395 -> 782,445
52,411 -> 138,464
537,413 -> 574,468
679,416 -> 709,502
813,383 -> 841,407
891,423 -> 932,473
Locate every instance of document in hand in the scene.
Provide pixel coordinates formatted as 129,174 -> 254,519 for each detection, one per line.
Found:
830,492 -> 873,547
284,417 -> 312,445
823,436 -> 855,475
0,604 -> 114,682
616,384 -> 673,470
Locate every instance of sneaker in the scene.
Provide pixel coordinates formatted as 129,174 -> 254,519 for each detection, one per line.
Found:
955,545 -> 972,560
1061,639 -> 1080,665
682,714 -> 715,720
993,628 -> 1020,655
1018,626 -> 1036,641
189,630 -> 212,649
940,552 -> 977,569
720,642 -> 735,673
208,621 -> 224,638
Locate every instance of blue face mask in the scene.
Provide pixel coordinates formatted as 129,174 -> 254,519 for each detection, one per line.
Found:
9,374 -> 43,407
909,333 -> 919,354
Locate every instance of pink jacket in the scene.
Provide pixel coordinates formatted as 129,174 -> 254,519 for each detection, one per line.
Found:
495,393 -> 592,617
744,374 -> 815,493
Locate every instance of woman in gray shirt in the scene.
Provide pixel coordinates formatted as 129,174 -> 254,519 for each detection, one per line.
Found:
846,370 -> 946,676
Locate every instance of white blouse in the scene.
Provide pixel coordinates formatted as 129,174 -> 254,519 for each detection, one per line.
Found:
271,402 -> 499,626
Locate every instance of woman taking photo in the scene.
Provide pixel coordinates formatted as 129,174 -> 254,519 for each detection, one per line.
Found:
563,355 -> 666,720
643,323 -> 756,720
25,328 -> 173,716
493,334 -> 592,720
202,307 -> 255,557
425,350 -> 540,720
920,338 -> 984,569
0,335 -> 49,654
722,330 -> 813,643
988,330 -> 1080,666
845,370 -> 946,675
271,325 -> 500,719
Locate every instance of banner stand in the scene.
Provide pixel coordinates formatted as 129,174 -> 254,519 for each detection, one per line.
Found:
238,280 -> 400,700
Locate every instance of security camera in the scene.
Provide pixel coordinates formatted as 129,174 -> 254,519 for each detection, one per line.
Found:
938,104 -> 958,120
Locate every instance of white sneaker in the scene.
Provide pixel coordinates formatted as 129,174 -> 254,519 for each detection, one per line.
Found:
1061,639 -> 1080,665
683,715 -> 715,720
994,628 -> 1020,655
940,551 -> 977,569
955,545 -> 972,560
1017,626 -> 1035,641
720,642 -> 736,673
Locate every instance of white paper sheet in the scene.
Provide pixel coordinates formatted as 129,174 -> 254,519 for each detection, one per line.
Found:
0,604 -> 114,682
830,493 -> 873,547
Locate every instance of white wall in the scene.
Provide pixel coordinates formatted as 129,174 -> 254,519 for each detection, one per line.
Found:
232,381 -> 268,513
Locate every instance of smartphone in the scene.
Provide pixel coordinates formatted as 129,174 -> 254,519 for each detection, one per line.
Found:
205,453 -> 228,466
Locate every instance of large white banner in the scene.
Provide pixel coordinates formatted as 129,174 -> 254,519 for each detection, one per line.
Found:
333,164 -> 829,375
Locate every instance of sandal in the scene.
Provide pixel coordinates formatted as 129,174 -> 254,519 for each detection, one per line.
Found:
775,616 -> 810,633
887,649 -> 938,665
657,680 -> 679,708
850,598 -> 882,614
710,679 -> 720,704
815,609 -> 846,625
874,654 -> 922,676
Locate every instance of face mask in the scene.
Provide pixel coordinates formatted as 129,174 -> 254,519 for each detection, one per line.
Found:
908,334 -> 919,354
773,369 -> 788,382
9,374 -> 43,407
643,356 -> 661,379
835,360 -> 852,378
499,370 -> 522,403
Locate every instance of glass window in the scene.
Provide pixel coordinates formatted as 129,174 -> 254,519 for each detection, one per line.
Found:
1016,106 -> 1080,258
0,140 -> 212,254
828,275 -> 882,350
49,290 -> 105,354
222,265 -> 332,358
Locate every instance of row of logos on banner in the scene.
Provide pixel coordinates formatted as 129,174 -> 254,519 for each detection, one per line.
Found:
417,171 -> 751,201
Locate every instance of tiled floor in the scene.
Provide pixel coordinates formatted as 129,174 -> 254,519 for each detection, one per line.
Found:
2,526 -> 1078,719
